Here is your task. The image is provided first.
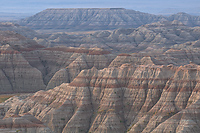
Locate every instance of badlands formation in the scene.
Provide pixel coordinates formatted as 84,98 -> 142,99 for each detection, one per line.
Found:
1,51 -> 200,132
1,9 -> 200,133
19,8 -> 164,31
0,31 -> 114,92
19,8 -> 200,32
34,20 -> 200,53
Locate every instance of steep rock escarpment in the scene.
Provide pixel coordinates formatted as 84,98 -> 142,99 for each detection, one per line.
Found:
1,63 -> 200,133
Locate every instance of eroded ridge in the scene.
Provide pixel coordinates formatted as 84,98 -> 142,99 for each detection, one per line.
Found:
1,63 -> 200,133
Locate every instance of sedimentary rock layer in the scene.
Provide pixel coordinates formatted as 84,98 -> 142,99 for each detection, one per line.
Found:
1,63 -> 200,133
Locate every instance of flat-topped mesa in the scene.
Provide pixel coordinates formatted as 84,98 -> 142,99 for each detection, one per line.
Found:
46,8 -> 125,10
19,8 -> 163,31
18,8 -> 200,33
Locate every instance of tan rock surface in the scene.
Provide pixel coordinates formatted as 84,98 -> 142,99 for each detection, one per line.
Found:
1,63 -> 200,132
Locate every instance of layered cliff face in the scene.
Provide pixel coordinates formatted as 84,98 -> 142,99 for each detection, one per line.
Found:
1,62 -> 200,133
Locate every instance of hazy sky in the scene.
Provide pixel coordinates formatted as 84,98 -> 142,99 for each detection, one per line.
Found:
0,0 -> 199,14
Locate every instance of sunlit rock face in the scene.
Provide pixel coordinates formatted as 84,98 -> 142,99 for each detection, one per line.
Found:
1,58 -> 200,133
